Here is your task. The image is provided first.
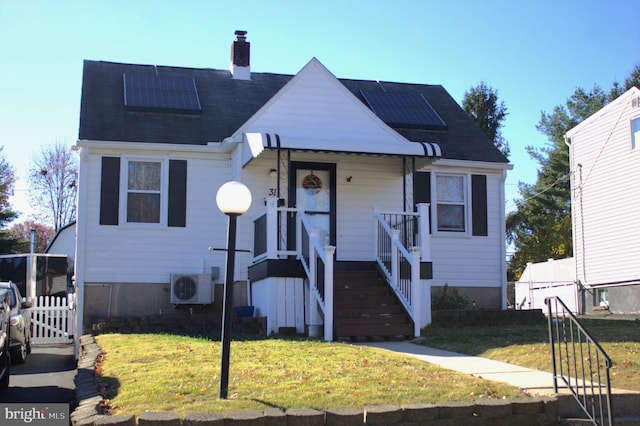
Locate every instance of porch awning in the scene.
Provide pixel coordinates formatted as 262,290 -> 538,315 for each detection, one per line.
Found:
241,133 -> 442,166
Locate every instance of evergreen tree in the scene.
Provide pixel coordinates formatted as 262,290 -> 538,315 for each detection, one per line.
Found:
462,81 -> 510,158
507,64 -> 639,280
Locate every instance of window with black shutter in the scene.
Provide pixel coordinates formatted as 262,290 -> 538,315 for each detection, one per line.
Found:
413,171 -> 488,236
99,156 -> 187,228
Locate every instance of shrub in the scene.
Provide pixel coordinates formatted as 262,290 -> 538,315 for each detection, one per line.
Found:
432,284 -> 471,310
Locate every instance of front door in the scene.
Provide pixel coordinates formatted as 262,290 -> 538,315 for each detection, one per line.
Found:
289,162 -> 336,248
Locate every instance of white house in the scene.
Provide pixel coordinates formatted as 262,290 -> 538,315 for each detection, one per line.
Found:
74,31 -> 511,341
565,86 -> 640,314
45,221 -> 76,261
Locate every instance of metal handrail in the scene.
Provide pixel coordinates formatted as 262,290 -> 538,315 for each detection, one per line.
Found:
546,296 -> 613,425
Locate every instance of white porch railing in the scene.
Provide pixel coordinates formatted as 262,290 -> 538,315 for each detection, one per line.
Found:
252,197 -> 335,340
298,216 -> 335,342
373,204 -> 431,337
252,198 -> 429,340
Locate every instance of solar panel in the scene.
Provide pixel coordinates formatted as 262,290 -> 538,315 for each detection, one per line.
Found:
361,90 -> 447,130
123,73 -> 202,113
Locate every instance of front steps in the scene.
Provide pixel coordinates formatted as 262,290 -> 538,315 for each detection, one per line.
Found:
333,269 -> 414,340
558,391 -> 640,425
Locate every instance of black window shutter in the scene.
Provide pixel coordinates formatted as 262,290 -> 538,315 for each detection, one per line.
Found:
471,174 -> 488,236
413,171 -> 431,234
168,160 -> 187,227
413,171 -> 431,207
99,157 -> 120,225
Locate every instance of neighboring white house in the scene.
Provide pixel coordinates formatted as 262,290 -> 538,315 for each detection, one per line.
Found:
519,87 -> 640,316
45,221 -> 76,261
74,31 -> 511,341
565,86 -> 640,314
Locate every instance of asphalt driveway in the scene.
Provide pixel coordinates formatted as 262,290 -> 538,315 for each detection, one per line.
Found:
0,342 -> 76,405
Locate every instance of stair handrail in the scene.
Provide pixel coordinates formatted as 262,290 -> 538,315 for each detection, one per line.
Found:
373,209 -> 422,336
298,210 -> 335,341
545,296 -> 613,426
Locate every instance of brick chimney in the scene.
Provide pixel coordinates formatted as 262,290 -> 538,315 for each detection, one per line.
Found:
230,30 -> 250,80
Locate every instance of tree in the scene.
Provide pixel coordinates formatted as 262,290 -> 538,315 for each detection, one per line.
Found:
28,141 -> 78,231
0,147 -> 26,253
462,81 -> 510,158
506,64 -> 639,280
9,221 -> 55,254
608,64 -> 640,100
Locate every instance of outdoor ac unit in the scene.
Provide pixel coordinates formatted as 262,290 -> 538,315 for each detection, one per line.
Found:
170,274 -> 213,305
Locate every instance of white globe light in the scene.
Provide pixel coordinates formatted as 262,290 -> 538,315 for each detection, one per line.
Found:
216,181 -> 252,215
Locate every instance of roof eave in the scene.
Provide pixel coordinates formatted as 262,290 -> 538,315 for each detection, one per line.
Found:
75,139 -> 235,154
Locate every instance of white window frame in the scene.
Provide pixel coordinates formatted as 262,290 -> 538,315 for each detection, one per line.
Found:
432,172 -> 471,236
119,156 -> 169,227
631,116 -> 640,151
595,288 -> 609,308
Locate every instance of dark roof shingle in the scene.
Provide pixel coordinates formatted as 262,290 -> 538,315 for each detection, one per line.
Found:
79,60 -> 508,163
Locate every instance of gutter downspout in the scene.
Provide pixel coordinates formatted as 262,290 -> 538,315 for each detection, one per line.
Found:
72,144 -> 88,360
564,135 -> 584,314
500,169 -> 508,310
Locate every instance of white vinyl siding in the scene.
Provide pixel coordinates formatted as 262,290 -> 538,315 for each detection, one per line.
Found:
80,150 -> 231,284
237,58 -> 414,156
429,171 -> 503,289
567,88 -> 640,286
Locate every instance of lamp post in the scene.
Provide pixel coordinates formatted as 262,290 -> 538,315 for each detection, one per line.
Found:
216,181 -> 252,399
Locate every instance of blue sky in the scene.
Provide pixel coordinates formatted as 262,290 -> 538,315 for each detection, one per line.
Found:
1,0 -> 639,222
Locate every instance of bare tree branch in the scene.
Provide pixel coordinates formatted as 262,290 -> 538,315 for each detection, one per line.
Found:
28,141 -> 78,231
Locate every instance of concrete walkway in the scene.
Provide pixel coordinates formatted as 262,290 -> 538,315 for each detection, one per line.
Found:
360,340 -> 640,422
359,340 -> 560,396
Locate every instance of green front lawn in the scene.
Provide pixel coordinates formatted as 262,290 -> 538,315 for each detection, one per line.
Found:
418,318 -> 640,392
95,334 -> 527,418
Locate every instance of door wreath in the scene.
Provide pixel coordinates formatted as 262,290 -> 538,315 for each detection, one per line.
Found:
302,173 -> 322,194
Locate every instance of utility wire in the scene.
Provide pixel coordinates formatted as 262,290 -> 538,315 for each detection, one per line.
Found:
507,172 -> 571,211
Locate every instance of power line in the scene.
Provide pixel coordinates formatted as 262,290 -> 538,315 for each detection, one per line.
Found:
505,171 -> 571,211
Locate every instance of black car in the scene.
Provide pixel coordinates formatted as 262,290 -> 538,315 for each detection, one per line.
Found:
0,282 -> 32,364
0,289 -> 10,389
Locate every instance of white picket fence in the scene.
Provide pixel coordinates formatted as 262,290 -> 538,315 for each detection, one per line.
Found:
29,295 -> 75,343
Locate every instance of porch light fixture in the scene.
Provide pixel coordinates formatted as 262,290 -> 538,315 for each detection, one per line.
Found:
216,181 -> 252,399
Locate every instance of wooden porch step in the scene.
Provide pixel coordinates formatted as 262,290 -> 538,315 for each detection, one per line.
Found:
335,285 -> 389,295
334,313 -> 410,326
335,295 -> 398,307
335,305 -> 405,315
332,267 -> 414,340
334,323 -> 414,339
334,278 -> 385,289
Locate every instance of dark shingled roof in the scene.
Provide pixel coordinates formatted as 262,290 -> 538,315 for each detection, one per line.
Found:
79,60 -> 508,163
